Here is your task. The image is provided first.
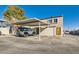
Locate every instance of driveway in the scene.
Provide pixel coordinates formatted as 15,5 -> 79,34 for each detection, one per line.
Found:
0,34 -> 79,54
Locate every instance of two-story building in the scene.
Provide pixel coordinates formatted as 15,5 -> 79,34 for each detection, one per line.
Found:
14,16 -> 63,37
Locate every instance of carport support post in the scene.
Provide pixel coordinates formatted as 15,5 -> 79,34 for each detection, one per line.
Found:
39,22 -> 41,40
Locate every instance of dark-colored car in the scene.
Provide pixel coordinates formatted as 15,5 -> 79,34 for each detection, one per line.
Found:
69,30 -> 79,35
16,27 -> 35,37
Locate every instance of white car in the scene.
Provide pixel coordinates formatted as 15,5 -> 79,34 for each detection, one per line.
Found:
16,27 -> 35,37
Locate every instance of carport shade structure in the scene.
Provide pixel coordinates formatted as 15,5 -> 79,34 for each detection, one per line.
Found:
13,19 -> 49,40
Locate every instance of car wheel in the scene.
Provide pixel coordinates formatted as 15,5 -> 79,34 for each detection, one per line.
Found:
16,31 -> 20,37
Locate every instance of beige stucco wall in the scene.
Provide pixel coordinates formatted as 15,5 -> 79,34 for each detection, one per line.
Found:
40,27 -> 53,36
0,28 -> 9,35
40,16 -> 63,37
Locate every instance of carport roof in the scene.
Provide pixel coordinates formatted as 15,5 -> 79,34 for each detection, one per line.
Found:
13,19 -> 49,26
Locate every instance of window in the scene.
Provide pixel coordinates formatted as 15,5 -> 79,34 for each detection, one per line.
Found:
54,19 -> 57,23
48,18 -> 52,24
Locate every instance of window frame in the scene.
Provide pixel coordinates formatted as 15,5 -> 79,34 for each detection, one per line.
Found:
54,18 -> 58,23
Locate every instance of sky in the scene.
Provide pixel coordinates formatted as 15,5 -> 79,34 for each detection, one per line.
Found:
0,5 -> 79,30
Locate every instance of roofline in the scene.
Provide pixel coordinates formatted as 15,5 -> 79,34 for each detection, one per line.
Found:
14,19 -> 47,24
50,16 -> 63,18
40,16 -> 63,20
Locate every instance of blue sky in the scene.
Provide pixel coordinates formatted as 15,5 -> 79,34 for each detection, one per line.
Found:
0,5 -> 79,30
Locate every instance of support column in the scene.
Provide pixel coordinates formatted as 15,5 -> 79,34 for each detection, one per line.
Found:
48,22 -> 50,38
39,22 -> 41,40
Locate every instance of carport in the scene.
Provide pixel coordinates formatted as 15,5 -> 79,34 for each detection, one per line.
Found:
14,19 -> 49,40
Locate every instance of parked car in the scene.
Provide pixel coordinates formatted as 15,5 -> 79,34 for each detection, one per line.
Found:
64,30 -> 70,34
69,31 -> 75,35
16,27 -> 35,37
69,30 -> 79,35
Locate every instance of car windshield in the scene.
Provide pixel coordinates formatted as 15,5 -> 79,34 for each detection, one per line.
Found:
18,27 -> 32,31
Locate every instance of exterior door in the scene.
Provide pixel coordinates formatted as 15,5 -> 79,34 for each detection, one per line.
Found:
56,27 -> 61,35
